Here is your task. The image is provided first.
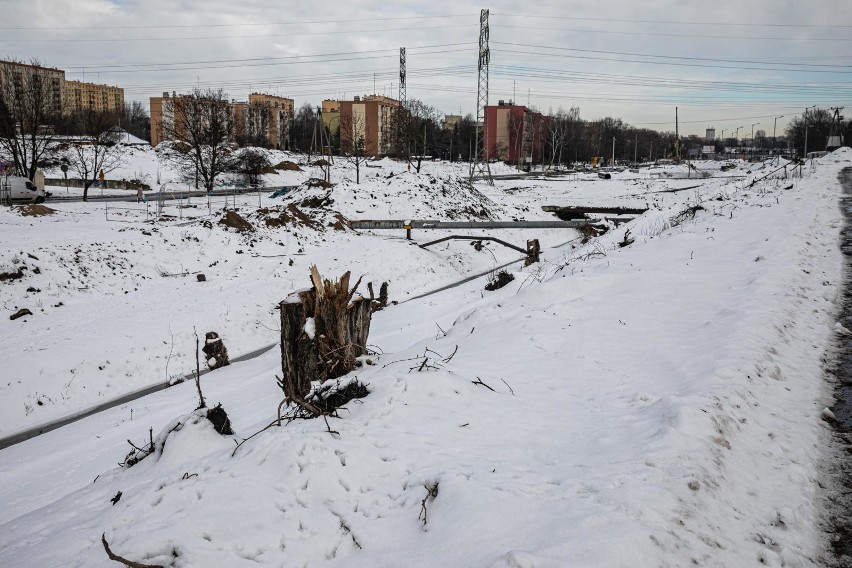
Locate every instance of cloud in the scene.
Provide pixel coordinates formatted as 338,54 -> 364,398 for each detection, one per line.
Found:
2,0 -> 850,135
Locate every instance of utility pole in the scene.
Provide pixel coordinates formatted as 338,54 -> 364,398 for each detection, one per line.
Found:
827,106 -> 846,150
634,132 -> 638,165
611,136 -> 615,166
470,9 -> 493,185
675,107 -> 680,162
773,115 -> 783,157
803,105 -> 817,158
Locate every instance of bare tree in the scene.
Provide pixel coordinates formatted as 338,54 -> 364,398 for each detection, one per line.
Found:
340,111 -> 367,184
121,101 -> 150,142
546,107 -> 581,169
233,147 -> 270,186
160,88 -> 233,192
65,109 -> 124,201
0,59 -> 62,180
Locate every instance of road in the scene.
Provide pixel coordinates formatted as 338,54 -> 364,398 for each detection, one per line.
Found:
44,185 -> 295,204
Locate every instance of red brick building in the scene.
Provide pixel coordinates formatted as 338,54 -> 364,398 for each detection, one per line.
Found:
484,101 -> 548,164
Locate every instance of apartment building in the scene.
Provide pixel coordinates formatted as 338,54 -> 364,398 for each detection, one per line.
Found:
0,60 -> 65,116
150,92 -> 294,149
338,95 -> 400,157
244,93 -> 294,149
321,99 -> 340,133
65,80 -> 124,113
484,100 -> 548,163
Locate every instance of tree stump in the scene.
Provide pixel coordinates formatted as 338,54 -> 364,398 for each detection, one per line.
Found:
525,239 -> 540,266
202,332 -> 230,370
279,266 -> 372,401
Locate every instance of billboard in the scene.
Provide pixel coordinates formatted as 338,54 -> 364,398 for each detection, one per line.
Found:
702,145 -> 715,154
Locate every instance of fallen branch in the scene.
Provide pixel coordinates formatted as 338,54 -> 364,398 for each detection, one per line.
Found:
101,533 -> 164,568
418,483 -> 439,526
193,327 -> 206,410
442,345 -> 459,363
471,377 -> 495,392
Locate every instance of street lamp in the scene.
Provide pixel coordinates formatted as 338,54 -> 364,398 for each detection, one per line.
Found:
773,115 -> 783,155
735,126 -> 743,143
750,123 -> 760,159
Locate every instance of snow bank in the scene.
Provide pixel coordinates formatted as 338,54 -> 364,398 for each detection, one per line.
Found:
0,154 -> 846,567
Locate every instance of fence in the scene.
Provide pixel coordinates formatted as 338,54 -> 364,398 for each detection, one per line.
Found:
104,187 -> 266,223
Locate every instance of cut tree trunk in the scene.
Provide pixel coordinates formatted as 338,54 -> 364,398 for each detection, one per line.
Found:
279,266 -> 372,401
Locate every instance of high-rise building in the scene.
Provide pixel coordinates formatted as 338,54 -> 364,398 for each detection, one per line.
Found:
0,60 -> 65,116
338,95 -> 400,157
65,80 -> 124,113
150,92 -> 294,149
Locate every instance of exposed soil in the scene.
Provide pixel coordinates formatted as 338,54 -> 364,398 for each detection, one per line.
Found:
206,404 -> 233,435
9,308 -> 32,320
301,193 -> 334,209
260,204 -> 322,230
306,380 -> 369,414
485,270 -> 515,291
274,160 -> 302,172
17,204 -> 56,217
218,210 -> 254,233
0,268 -> 25,282
305,178 -> 334,189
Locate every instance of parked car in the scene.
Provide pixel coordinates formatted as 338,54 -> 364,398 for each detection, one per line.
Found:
1,176 -> 45,203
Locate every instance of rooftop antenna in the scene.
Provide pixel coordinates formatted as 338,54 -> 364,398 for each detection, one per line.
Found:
470,9 -> 493,185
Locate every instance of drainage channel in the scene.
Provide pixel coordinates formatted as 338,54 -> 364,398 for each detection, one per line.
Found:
824,166 -> 852,566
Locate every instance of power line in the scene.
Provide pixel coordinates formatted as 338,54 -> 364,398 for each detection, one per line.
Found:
0,13 -> 480,31
58,43 -> 474,70
492,42 -> 852,70
492,13 -> 852,29
491,24 -> 852,42
63,48 -> 473,75
0,23 -> 475,43
491,47 -> 852,75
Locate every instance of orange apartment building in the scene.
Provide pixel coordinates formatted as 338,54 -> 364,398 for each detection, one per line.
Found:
484,100 -> 548,163
150,92 -> 294,149
338,95 -> 400,157
65,80 -> 124,113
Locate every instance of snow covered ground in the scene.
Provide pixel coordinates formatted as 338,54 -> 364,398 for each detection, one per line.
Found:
1,149 -> 850,566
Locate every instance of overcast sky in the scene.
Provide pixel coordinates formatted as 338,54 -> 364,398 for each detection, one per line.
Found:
2,0 -> 850,136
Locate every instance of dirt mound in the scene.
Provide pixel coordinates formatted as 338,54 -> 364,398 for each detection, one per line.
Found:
301,193 -> 334,209
17,204 -> 55,217
305,178 -> 334,189
311,159 -> 330,167
218,210 -> 254,232
274,161 -> 302,172
260,204 -> 322,230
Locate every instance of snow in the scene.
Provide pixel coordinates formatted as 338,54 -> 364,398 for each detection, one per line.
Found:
304,317 -> 316,339
0,148 -> 849,566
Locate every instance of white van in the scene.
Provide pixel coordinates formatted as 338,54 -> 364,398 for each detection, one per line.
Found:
0,176 -> 46,203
